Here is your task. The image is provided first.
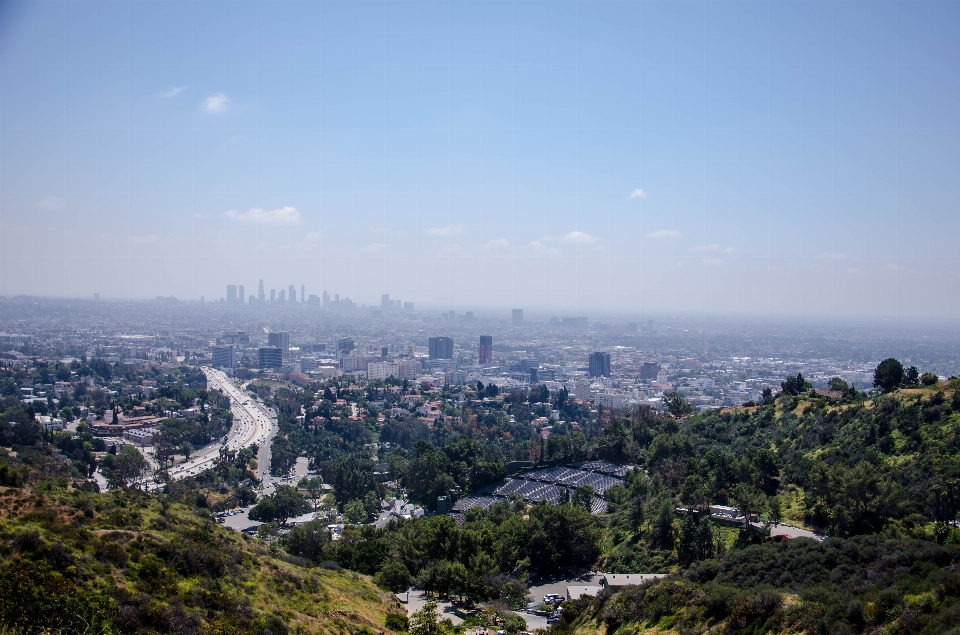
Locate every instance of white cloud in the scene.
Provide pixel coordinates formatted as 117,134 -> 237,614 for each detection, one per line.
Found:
427,224 -> 466,237
33,196 -> 62,210
817,252 -> 847,261
646,229 -> 681,239
161,86 -> 185,99
530,241 -> 561,256
361,242 -> 387,253
629,188 -> 647,199
485,238 -> 509,250
222,206 -> 300,225
847,267 -> 863,275
702,258 -> 725,267
203,93 -> 230,114
562,231 -> 599,244
723,247 -> 735,254
279,230 -> 322,251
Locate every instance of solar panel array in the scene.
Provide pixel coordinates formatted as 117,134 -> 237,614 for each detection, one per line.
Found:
453,462 -> 632,515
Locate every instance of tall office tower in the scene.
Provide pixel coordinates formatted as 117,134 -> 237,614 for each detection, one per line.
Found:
227,285 -> 238,303
301,283 -> 305,305
323,291 -> 330,307
381,347 -> 389,357
289,285 -> 296,304
403,302 -> 414,311
211,346 -> 236,369
512,309 -> 523,325
278,289 -> 286,303
337,338 -> 355,354
640,362 -> 661,380
589,352 -> 611,378
258,279 -> 265,303
267,331 -> 290,353
381,294 -> 390,310
270,289 -> 276,304
429,336 -> 454,360
479,335 -> 493,364
249,295 -> 255,304
238,285 -> 245,304
258,347 -> 283,369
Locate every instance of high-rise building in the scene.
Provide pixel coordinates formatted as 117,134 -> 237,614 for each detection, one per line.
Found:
270,289 -> 276,304
323,291 -> 330,307
278,289 -> 286,303
258,279 -> 265,303
227,285 -> 238,303
512,309 -> 523,325
289,285 -> 296,304
258,347 -> 283,369
238,285 -> 244,304
301,283 -> 305,305
479,335 -> 493,364
381,294 -> 390,311
640,362 -> 661,380
267,331 -> 290,353
429,336 -> 454,360
337,339 -> 355,354
212,346 -> 236,369
589,352 -> 611,378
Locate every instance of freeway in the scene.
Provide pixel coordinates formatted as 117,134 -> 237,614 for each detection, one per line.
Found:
163,367 -> 277,482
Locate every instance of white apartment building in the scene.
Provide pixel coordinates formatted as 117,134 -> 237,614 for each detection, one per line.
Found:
367,362 -> 400,381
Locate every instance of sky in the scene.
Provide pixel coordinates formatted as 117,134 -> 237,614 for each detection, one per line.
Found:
0,0 -> 958,317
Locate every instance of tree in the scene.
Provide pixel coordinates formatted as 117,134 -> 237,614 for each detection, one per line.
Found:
677,512 -> 715,566
873,358 -> 904,392
662,392 -> 693,417
572,484 -> 596,509
731,483 -> 766,531
409,600 -> 453,635
298,476 -> 325,510
105,445 -> 148,490
768,495 -> 783,527
344,499 -> 368,524
828,377 -> 850,392
376,562 -> 412,594
920,372 -> 939,387
904,366 -> 920,386
249,485 -> 310,525
283,520 -> 329,563
781,373 -> 810,396
654,499 -> 675,549
761,388 -> 775,405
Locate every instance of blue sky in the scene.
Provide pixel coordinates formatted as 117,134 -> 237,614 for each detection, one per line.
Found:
1,0 -> 958,316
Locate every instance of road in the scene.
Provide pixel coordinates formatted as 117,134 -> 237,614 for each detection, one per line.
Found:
162,367 -> 277,483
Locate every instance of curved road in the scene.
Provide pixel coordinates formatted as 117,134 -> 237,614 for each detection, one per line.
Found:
163,367 -> 277,482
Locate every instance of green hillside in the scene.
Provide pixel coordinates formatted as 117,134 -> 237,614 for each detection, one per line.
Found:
555,377 -> 960,634
0,454 -> 401,635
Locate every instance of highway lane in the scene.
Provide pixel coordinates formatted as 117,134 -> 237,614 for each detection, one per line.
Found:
161,367 -> 277,483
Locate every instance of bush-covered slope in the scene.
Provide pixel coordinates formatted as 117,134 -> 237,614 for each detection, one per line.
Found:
0,466 -> 400,635
554,535 -> 960,635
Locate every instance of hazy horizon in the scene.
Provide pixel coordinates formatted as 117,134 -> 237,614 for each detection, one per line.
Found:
1,1 -> 958,317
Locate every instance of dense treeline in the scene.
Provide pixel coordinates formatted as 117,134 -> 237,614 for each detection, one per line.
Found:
552,535 -> 960,634
281,497 -> 602,606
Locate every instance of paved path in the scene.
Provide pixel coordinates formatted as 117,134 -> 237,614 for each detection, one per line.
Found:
768,522 -> 823,541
